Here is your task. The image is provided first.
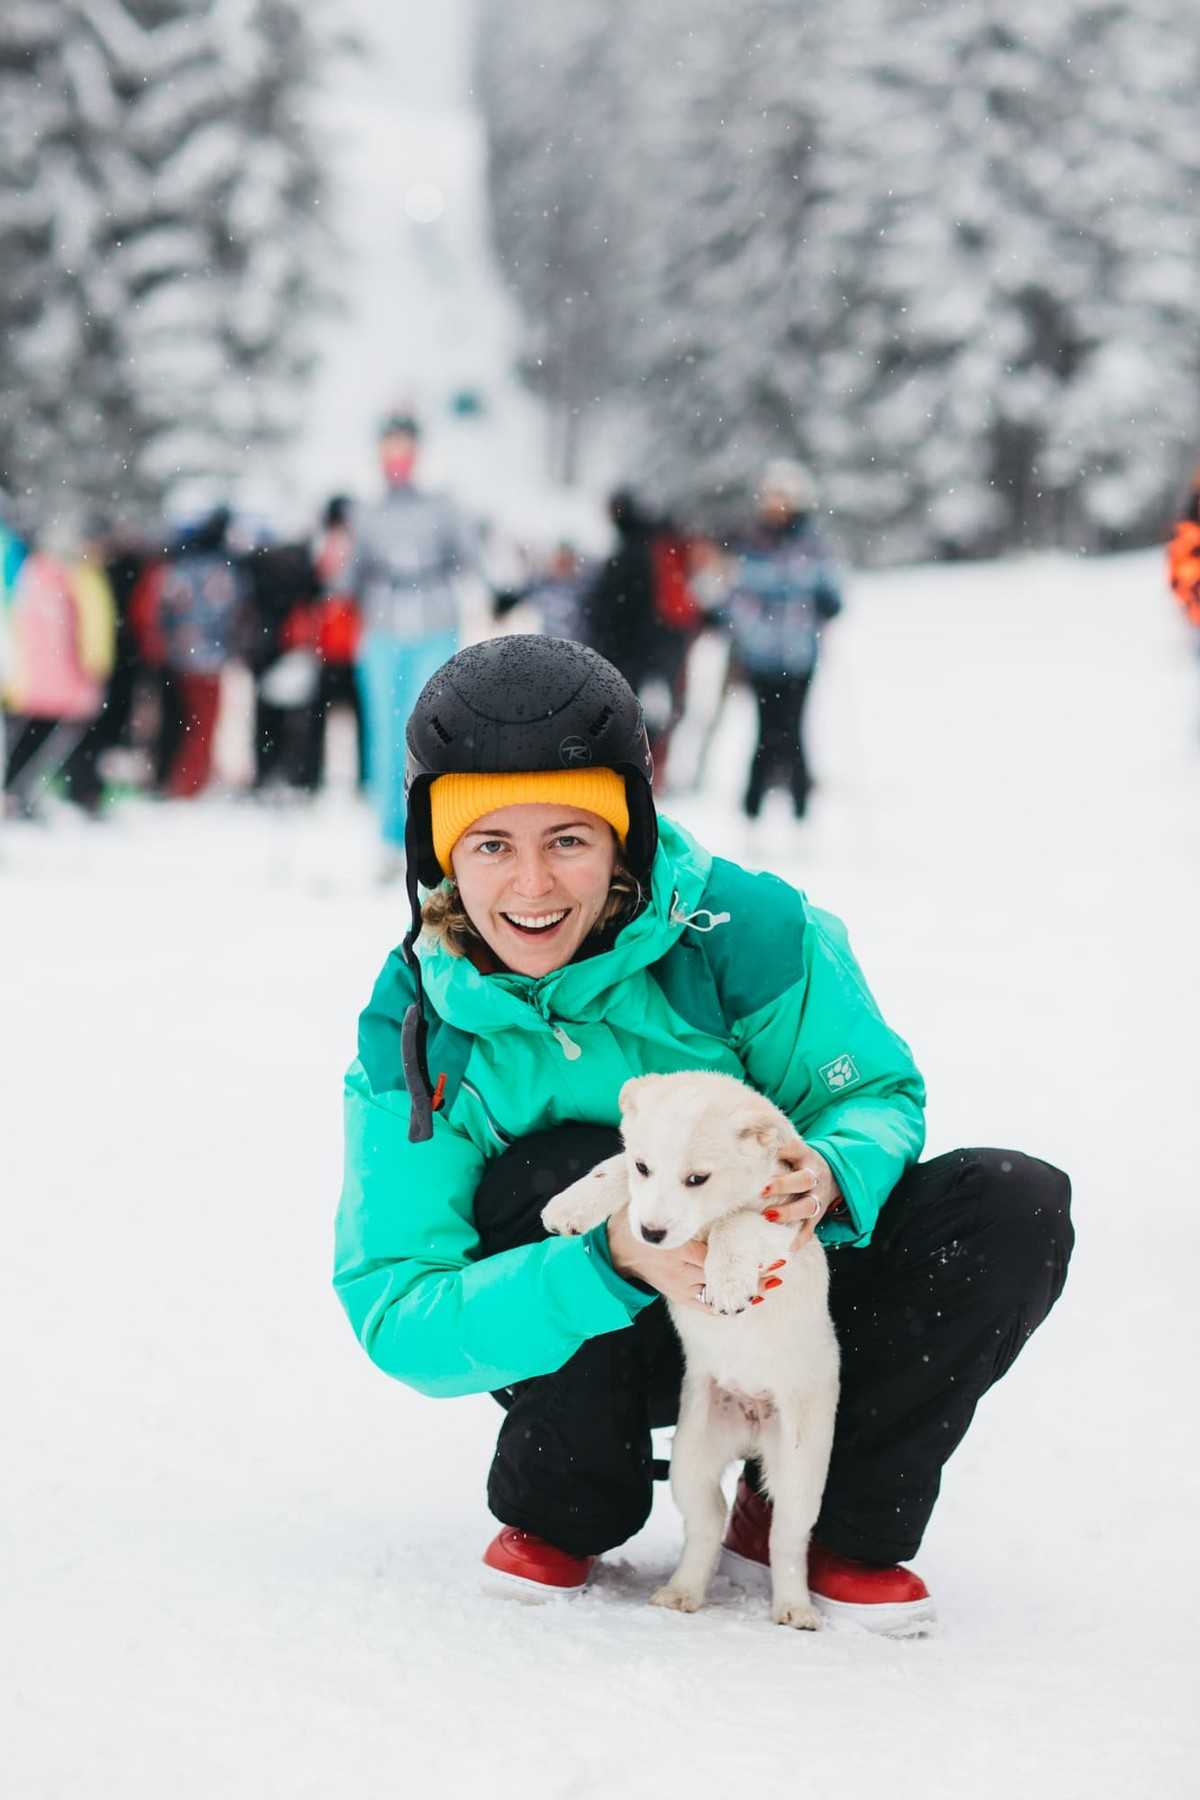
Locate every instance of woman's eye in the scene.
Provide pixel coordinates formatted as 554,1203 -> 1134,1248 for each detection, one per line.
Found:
634,1160 -> 650,1177
685,1172 -> 711,1188
477,840 -> 507,856
552,834 -> 584,850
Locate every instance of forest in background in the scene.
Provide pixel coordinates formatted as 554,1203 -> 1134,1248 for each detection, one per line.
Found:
478,0 -> 1200,561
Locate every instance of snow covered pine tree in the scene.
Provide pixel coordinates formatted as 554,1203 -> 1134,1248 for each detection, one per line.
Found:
0,0 -> 331,526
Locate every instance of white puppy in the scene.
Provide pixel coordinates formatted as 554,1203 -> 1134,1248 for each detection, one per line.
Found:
541,1069 -> 840,1629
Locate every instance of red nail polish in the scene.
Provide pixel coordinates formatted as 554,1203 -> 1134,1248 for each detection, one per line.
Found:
767,1259 -> 786,1272
750,1296 -> 765,1305
764,1277 -> 783,1290
763,1208 -> 780,1222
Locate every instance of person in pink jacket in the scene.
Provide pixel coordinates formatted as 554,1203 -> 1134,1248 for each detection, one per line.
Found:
2,543 -> 115,818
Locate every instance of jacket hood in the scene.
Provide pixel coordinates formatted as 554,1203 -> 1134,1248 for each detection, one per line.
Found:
416,815 -> 712,1035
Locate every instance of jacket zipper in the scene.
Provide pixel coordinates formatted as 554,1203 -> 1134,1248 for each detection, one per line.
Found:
459,1078 -> 513,1148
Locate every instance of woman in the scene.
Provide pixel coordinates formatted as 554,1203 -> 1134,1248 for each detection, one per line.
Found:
333,636 -> 1072,1635
3,534 -> 115,819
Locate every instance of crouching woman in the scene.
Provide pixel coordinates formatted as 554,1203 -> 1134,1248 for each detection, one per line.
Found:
333,637 -> 1073,1634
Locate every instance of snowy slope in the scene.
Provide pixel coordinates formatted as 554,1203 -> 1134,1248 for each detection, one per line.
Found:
3,548 -> 1198,1798
249,0 -> 585,544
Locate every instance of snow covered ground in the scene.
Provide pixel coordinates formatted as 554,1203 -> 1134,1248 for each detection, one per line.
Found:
3,548 -> 1199,1798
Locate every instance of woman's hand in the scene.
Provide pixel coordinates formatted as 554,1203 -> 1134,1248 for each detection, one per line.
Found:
607,1206 -> 711,1309
761,1143 -> 841,1251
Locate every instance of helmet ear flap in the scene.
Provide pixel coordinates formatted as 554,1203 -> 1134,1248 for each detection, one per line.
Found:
404,772 -> 444,889
622,769 -> 658,884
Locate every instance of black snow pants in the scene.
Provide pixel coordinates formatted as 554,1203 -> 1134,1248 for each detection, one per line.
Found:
744,673 -> 815,819
478,1124 -> 1073,1563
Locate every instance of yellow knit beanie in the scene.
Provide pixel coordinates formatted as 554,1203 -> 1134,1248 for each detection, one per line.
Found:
430,768 -> 629,877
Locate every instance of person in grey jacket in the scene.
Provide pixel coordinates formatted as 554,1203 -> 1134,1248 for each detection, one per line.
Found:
347,414 -> 475,852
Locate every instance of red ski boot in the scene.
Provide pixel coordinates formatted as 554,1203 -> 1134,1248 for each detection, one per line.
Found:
720,1478 -> 936,1637
482,1527 -> 595,1598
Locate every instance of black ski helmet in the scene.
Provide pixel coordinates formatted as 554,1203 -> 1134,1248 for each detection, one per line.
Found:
404,636 -> 658,888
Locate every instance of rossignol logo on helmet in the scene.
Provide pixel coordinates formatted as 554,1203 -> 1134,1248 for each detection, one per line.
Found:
558,736 -> 592,767
819,1054 -> 860,1093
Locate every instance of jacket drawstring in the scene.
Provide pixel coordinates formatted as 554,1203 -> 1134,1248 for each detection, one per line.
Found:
670,892 -> 731,933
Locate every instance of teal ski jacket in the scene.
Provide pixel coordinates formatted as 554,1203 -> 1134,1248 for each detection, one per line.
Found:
334,818 -> 925,1399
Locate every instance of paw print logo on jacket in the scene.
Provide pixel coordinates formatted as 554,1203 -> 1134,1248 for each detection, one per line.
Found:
819,1054 -> 860,1093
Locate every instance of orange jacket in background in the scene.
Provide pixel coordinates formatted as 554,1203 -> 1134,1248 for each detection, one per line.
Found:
1166,519 -> 1200,626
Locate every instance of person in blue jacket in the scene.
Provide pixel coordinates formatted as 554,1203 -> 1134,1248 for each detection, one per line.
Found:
723,460 -> 842,821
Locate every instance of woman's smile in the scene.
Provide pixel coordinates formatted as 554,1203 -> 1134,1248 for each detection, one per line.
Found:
500,907 -> 571,937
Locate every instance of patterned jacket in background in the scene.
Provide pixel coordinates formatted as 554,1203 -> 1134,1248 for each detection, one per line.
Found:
724,518 -> 843,678
158,551 -> 246,675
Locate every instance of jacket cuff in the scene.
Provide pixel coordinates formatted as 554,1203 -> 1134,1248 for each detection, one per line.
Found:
582,1224 -> 660,1313
804,1138 -> 869,1247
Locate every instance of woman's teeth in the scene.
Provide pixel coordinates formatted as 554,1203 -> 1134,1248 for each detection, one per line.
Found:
504,910 -> 568,934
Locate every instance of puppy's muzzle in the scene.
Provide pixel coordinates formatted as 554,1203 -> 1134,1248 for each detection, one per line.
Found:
640,1224 -> 668,1245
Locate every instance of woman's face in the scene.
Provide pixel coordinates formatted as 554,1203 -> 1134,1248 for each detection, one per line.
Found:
450,803 -> 619,977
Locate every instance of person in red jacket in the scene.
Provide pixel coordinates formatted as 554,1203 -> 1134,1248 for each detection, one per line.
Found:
301,495 -> 366,792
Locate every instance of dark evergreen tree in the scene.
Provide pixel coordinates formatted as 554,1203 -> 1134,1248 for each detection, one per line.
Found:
0,0 -> 332,528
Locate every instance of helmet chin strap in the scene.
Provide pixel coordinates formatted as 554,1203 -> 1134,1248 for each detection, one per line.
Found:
401,853 -> 435,1143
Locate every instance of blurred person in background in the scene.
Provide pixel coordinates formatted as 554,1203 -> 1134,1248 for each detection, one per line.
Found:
582,489 -> 692,787
347,413 -> 475,868
1165,466 -> 1200,628
156,506 -> 245,800
2,523 -> 115,820
492,539 -> 592,643
242,536 -> 323,797
125,540 -> 179,793
721,460 -> 842,824
645,514 -> 703,788
304,495 -> 366,793
0,494 -> 30,793
55,521 -> 125,813
68,521 -> 159,798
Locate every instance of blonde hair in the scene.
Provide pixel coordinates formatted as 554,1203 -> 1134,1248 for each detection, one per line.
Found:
421,858 -> 642,959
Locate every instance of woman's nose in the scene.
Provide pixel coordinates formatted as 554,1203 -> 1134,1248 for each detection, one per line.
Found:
511,853 -> 555,896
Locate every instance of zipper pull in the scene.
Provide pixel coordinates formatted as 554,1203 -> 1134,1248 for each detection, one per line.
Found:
551,1023 -> 582,1061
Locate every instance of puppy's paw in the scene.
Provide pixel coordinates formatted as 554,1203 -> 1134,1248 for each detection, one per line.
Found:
541,1158 -> 626,1237
772,1597 -> 821,1631
650,1583 -> 705,1614
702,1255 -> 761,1316
540,1190 -> 593,1237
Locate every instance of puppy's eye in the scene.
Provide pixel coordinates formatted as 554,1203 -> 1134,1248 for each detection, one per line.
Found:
685,1172 -> 711,1188
634,1160 -> 650,1178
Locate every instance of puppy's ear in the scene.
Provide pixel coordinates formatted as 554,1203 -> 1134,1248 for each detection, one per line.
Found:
619,1075 -> 658,1119
733,1090 -> 788,1154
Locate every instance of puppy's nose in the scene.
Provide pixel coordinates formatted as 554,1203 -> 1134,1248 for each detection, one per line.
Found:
640,1224 -> 668,1245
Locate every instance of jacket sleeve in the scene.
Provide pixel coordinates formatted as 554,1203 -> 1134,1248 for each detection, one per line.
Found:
815,565 -> 843,621
333,965 -> 656,1399
722,885 -> 925,1247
